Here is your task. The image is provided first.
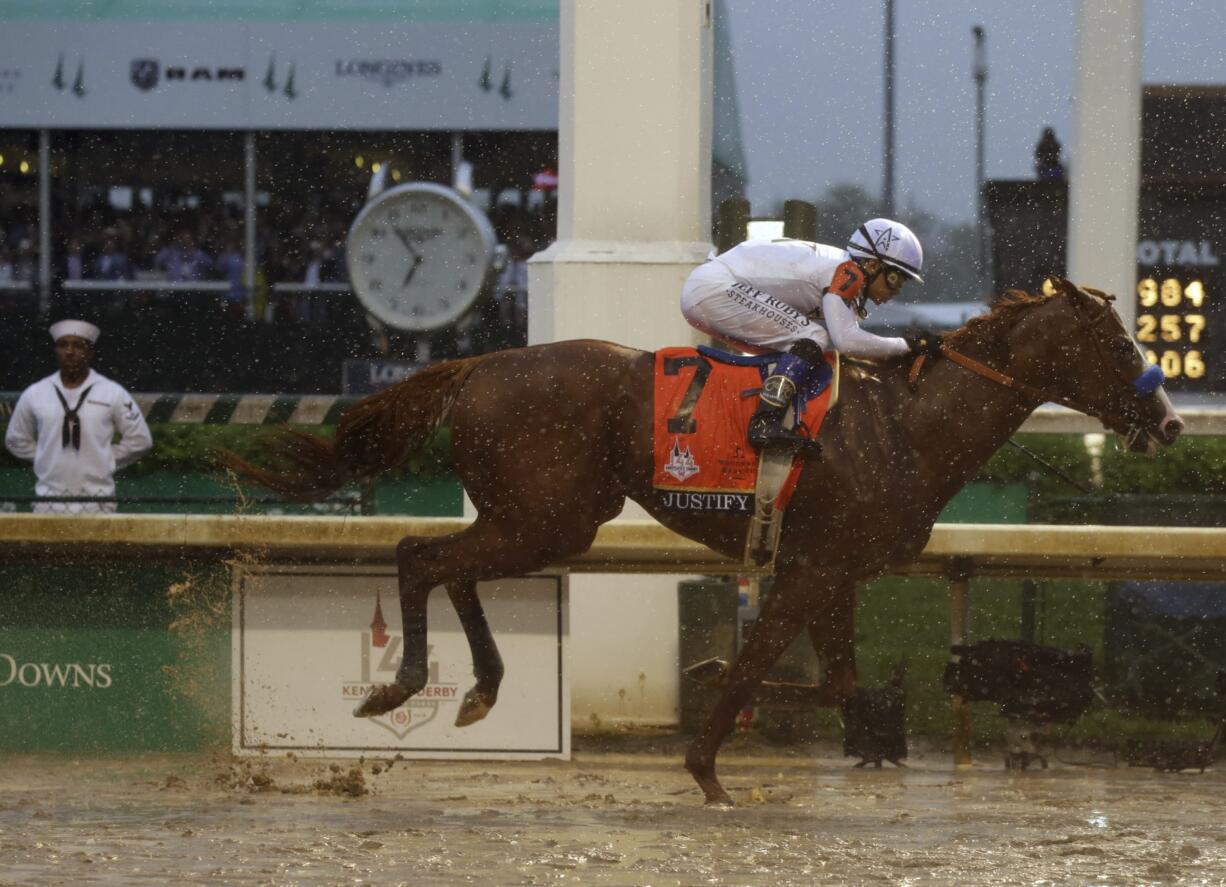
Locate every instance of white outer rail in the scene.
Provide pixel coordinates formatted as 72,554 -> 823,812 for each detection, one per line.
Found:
4,515 -> 1224,764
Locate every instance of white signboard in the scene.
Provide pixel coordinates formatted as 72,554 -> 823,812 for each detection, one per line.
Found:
0,22 -> 558,130
232,564 -> 569,760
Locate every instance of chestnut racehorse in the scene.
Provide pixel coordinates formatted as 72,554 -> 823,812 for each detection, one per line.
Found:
223,278 -> 1183,805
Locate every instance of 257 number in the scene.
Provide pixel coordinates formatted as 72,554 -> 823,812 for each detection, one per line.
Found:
1136,313 -> 1206,343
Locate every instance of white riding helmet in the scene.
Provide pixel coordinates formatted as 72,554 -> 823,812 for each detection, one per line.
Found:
847,218 -> 924,283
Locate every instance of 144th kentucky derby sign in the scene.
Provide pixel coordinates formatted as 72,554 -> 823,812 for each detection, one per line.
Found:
232,565 -> 569,759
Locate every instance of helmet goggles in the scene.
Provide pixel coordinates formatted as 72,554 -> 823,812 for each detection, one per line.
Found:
882,266 -> 907,292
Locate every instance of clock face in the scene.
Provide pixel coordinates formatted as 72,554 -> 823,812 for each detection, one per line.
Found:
346,182 -> 497,332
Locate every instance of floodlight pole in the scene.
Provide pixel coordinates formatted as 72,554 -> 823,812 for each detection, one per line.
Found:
38,130 -> 51,316
882,0 -> 895,216
973,26 -> 988,282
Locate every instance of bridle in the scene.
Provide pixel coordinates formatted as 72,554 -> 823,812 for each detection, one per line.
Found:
908,288 -> 1166,446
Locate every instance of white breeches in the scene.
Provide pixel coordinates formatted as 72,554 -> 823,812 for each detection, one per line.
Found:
680,261 -> 830,354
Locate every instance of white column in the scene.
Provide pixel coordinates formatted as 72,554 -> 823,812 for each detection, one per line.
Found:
526,0 -> 716,726
529,0 -> 714,350
1067,0 -> 1142,331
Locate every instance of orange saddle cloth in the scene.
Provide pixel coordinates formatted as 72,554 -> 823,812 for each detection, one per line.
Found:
652,346 -> 836,515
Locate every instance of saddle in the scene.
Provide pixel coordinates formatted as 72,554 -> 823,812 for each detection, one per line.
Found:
652,345 -> 838,567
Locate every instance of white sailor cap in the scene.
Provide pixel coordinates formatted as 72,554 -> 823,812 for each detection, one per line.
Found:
49,319 -> 101,344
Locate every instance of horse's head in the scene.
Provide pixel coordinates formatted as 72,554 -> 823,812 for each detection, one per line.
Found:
1002,277 -> 1183,453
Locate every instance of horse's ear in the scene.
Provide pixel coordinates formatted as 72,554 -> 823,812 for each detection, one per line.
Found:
998,288 -> 1032,306
1080,284 -> 1117,304
1042,276 -> 1074,297
1045,276 -> 1117,308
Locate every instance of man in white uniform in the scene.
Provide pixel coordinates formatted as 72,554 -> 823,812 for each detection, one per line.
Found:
5,319 -> 153,513
681,218 -> 942,453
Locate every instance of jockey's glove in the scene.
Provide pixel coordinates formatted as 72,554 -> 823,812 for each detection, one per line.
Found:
905,330 -> 944,358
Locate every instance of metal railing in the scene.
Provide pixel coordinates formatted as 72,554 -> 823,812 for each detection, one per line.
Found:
0,494 -> 365,513
270,282 -> 351,295
57,280 -> 352,295
61,280 -> 231,293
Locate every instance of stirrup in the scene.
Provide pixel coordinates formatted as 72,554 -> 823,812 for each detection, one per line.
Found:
773,435 -> 823,459
747,409 -> 822,458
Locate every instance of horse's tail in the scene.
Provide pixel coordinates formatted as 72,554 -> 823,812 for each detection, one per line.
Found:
218,356 -> 487,502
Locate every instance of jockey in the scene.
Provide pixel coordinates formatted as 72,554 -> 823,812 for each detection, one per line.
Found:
680,218 -> 941,454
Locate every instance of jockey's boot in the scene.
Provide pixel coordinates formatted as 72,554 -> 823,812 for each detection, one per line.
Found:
747,347 -> 823,458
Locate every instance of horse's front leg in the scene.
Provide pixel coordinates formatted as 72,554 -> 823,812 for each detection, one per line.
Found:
685,586 -> 808,805
807,581 -> 857,702
447,579 -> 505,727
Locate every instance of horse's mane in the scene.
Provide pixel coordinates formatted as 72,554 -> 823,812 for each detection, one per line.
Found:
942,288 -> 1047,350
840,288 -> 1048,383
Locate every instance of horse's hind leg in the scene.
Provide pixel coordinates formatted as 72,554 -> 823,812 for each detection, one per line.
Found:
353,532 -> 441,717
356,520 -> 524,718
356,513 -> 605,719
447,579 -> 504,727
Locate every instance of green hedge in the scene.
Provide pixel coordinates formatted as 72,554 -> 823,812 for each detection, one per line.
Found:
0,422 -> 455,482
4,421 -> 1225,496
973,433 -> 1226,496
1100,433 -> 1226,494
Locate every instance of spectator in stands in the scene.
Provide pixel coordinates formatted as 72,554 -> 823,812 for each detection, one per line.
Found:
3,213 -> 35,256
302,240 -> 326,287
13,238 -> 37,283
92,228 -> 133,281
4,319 -> 152,513
153,228 -> 212,282
294,239 -> 329,323
494,234 -> 532,348
64,236 -> 85,282
214,233 -> 247,318
1035,127 -> 1066,181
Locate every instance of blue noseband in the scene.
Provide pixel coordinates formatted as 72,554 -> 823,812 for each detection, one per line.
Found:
1132,363 -> 1165,397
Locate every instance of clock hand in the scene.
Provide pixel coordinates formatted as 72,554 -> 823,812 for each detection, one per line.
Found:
392,226 -> 419,260
402,254 -> 423,289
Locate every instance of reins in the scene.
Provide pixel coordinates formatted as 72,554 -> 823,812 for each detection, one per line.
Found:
907,287 -> 1159,424
907,347 -> 1103,493
904,284 -> 1169,491
910,347 -> 1099,415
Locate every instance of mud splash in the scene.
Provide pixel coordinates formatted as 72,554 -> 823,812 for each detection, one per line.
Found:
162,480 -> 271,751
212,753 -> 377,797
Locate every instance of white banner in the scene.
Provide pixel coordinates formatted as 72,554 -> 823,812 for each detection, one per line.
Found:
232,564 -> 569,759
0,22 -> 558,130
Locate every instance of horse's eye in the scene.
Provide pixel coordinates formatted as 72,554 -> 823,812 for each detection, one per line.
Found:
1113,337 -> 1136,356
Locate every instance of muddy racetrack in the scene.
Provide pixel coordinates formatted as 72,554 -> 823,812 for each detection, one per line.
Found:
2,735 -> 1223,886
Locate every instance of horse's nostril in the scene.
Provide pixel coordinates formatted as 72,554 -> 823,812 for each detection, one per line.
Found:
1162,417 -> 1185,443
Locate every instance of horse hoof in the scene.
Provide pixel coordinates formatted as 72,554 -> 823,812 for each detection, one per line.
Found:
353,683 -> 412,718
704,791 -> 735,807
454,688 -> 495,728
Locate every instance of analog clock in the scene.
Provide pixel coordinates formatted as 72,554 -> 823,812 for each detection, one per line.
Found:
346,182 -> 498,332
